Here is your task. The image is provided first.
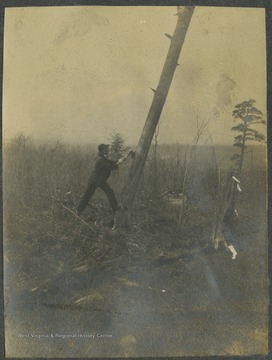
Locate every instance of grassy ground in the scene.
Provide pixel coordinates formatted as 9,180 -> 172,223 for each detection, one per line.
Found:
3,136 -> 268,357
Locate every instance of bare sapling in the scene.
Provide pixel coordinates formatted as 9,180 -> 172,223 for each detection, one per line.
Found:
177,117 -> 210,229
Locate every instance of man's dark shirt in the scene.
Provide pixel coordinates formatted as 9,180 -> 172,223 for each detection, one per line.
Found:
90,154 -> 118,184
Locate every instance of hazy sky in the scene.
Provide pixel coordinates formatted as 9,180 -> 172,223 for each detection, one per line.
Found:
3,6 -> 266,145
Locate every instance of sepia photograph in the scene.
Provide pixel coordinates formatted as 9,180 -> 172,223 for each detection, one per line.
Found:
2,4 -> 268,357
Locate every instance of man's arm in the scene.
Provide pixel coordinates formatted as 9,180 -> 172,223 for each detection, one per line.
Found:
106,158 -> 119,170
117,149 -> 135,165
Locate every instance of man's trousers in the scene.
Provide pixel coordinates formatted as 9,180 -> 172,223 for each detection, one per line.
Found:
77,181 -> 119,214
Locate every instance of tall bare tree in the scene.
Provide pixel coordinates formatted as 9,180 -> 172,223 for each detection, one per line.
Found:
120,6 -> 195,215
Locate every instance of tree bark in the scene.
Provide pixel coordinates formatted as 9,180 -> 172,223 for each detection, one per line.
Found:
121,6 -> 195,213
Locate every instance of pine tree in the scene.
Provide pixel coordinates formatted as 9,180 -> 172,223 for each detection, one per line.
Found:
231,99 -> 265,173
109,132 -> 126,160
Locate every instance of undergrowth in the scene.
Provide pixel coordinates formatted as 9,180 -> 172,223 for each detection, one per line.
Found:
3,134 -> 266,272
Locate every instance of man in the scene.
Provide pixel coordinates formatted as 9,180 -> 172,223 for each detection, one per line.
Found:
76,143 -> 134,216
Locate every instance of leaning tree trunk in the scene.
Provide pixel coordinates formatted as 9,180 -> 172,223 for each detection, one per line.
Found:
118,6 -> 195,226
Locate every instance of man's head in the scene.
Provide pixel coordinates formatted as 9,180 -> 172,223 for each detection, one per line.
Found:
98,143 -> 110,155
